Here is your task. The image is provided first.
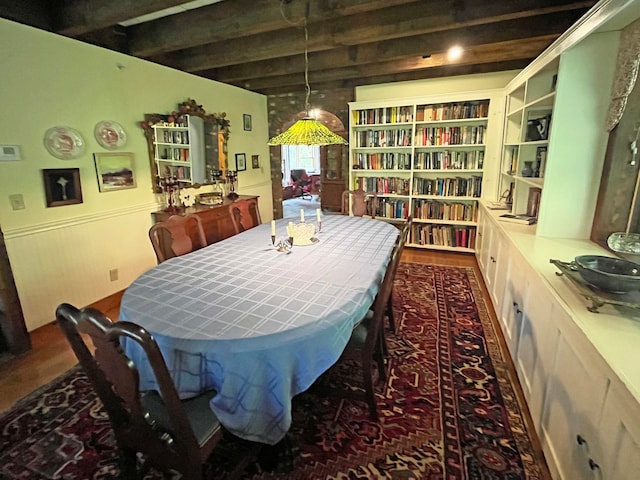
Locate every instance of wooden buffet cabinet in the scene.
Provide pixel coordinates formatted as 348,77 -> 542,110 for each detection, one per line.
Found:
152,195 -> 260,245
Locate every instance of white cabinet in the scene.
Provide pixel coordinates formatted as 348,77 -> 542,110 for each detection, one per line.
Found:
514,272 -> 558,433
476,209 -> 507,313
540,318 -> 609,480
597,384 -> 640,480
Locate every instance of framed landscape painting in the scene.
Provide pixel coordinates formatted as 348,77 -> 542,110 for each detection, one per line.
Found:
93,152 -> 136,192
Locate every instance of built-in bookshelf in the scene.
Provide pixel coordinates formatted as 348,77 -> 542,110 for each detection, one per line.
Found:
349,95 -> 495,253
498,59 -> 557,219
152,114 -> 203,184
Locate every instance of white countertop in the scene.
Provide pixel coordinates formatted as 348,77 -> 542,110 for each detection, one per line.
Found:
483,204 -> 640,405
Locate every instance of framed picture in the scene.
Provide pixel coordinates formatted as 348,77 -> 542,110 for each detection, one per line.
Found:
93,152 -> 136,192
243,114 -> 252,131
251,155 -> 260,169
43,168 -> 83,207
235,153 -> 247,171
525,112 -> 552,141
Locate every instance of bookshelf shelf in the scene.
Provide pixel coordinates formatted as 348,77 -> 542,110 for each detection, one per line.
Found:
349,94 -> 496,252
152,115 -> 204,184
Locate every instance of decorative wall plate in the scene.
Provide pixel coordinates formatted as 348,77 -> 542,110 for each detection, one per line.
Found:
43,126 -> 85,159
94,120 -> 127,150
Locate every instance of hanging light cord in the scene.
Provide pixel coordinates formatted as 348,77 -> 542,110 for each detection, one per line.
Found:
303,21 -> 310,115
280,0 -> 311,115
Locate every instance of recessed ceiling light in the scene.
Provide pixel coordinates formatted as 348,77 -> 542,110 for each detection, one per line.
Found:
447,45 -> 463,61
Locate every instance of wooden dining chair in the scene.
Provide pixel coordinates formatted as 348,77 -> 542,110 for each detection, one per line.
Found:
318,237 -> 402,420
386,216 -> 412,334
55,303 -> 229,480
148,213 -> 207,263
341,189 -> 377,218
230,198 -> 262,234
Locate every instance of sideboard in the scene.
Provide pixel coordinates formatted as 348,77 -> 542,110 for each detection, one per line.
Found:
152,195 -> 260,245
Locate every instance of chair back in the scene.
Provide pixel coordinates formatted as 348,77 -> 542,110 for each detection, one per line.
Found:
56,303 -> 222,479
290,169 -> 309,184
341,189 -> 377,218
149,213 -> 207,263
230,199 -> 262,234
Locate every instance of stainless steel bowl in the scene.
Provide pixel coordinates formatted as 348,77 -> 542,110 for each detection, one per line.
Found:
573,255 -> 640,294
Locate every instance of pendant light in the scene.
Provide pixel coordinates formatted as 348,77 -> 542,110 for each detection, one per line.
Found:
267,5 -> 347,146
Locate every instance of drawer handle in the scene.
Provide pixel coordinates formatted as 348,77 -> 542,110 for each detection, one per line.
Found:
588,458 -> 600,471
576,434 -> 587,446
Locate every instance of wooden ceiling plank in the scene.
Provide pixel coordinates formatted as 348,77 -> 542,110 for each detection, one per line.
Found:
56,0 -> 185,36
128,0 -> 418,57
176,0 -> 593,72
257,59 -> 532,95
212,12 -> 582,82
236,36 -> 555,91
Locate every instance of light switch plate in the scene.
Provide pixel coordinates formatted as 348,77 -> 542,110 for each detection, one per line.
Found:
0,145 -> 21,161
9,194 -> 25,210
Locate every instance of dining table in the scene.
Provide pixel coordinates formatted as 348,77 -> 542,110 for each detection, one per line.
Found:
120,214 -> 399,445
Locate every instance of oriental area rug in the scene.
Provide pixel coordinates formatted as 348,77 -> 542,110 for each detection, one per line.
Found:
0,263 -> 549,479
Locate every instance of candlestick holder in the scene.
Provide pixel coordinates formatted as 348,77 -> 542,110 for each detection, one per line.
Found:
226,170 -> 239,200
159,175 -> 181,213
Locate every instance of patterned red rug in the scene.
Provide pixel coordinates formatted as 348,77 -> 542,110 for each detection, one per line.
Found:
0,263 -> 548,479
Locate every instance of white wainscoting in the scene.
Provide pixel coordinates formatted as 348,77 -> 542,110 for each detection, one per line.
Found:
4,203 -> 158,331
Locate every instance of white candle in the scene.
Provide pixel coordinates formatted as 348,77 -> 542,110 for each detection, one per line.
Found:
316,208 -> 321,222
287,221 -> 294,237
300,209 -> 305,223
271,220 -> 276,236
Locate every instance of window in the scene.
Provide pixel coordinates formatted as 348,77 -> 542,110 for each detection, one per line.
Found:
281,145 -> 320,185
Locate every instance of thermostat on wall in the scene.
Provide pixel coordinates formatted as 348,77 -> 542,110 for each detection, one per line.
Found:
0,145 -> 21,161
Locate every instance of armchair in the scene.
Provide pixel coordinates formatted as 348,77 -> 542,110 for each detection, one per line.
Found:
290,169 -> 313,200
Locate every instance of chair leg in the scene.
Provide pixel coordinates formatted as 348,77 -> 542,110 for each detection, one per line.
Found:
386,294 -> 396,333
362,356 -> 379,421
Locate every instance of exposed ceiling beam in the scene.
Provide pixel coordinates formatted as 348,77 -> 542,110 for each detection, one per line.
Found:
236,36 -> 555,91
213,12 -> 580,83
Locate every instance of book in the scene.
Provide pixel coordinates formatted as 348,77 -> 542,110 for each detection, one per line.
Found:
486,201 -> 511,210
498,214 -> 537,225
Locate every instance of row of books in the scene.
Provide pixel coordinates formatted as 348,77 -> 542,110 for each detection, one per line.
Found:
353,129 -> 412,148
412,199 -> 478,222
354,176 -> 411,195
352,152 -> 412,170
160,165 -> 191,180
410,224 -> 477,249
413,150 -> 484,170
353,106 -> 413,125
415,100 -> 490,122
413,176 -> 482,197
159,130 -> 189,144
159,146 -> 190,162
373,199 -> 410,219
415,125 -> 485,146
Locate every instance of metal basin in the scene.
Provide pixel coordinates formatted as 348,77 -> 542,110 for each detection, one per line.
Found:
573,255 -> 640,294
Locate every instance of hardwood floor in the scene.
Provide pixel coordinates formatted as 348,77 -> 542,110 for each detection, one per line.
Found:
0,291 -> 122,413
0,250 -> 495,412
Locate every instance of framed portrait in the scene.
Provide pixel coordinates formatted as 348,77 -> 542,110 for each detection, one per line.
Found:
235,153 -> 247,171
93,152 -> 136,192
43,168 -> 83,207
251,155 -> 260,169
243,114 -> 252,131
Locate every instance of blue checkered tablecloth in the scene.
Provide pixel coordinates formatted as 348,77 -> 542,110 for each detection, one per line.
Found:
120,214 -> 399,445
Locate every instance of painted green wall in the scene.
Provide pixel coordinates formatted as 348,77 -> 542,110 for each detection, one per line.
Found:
0,18 -> 272,330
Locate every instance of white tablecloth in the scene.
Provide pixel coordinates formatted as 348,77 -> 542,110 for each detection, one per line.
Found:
120,214 -> 398,444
